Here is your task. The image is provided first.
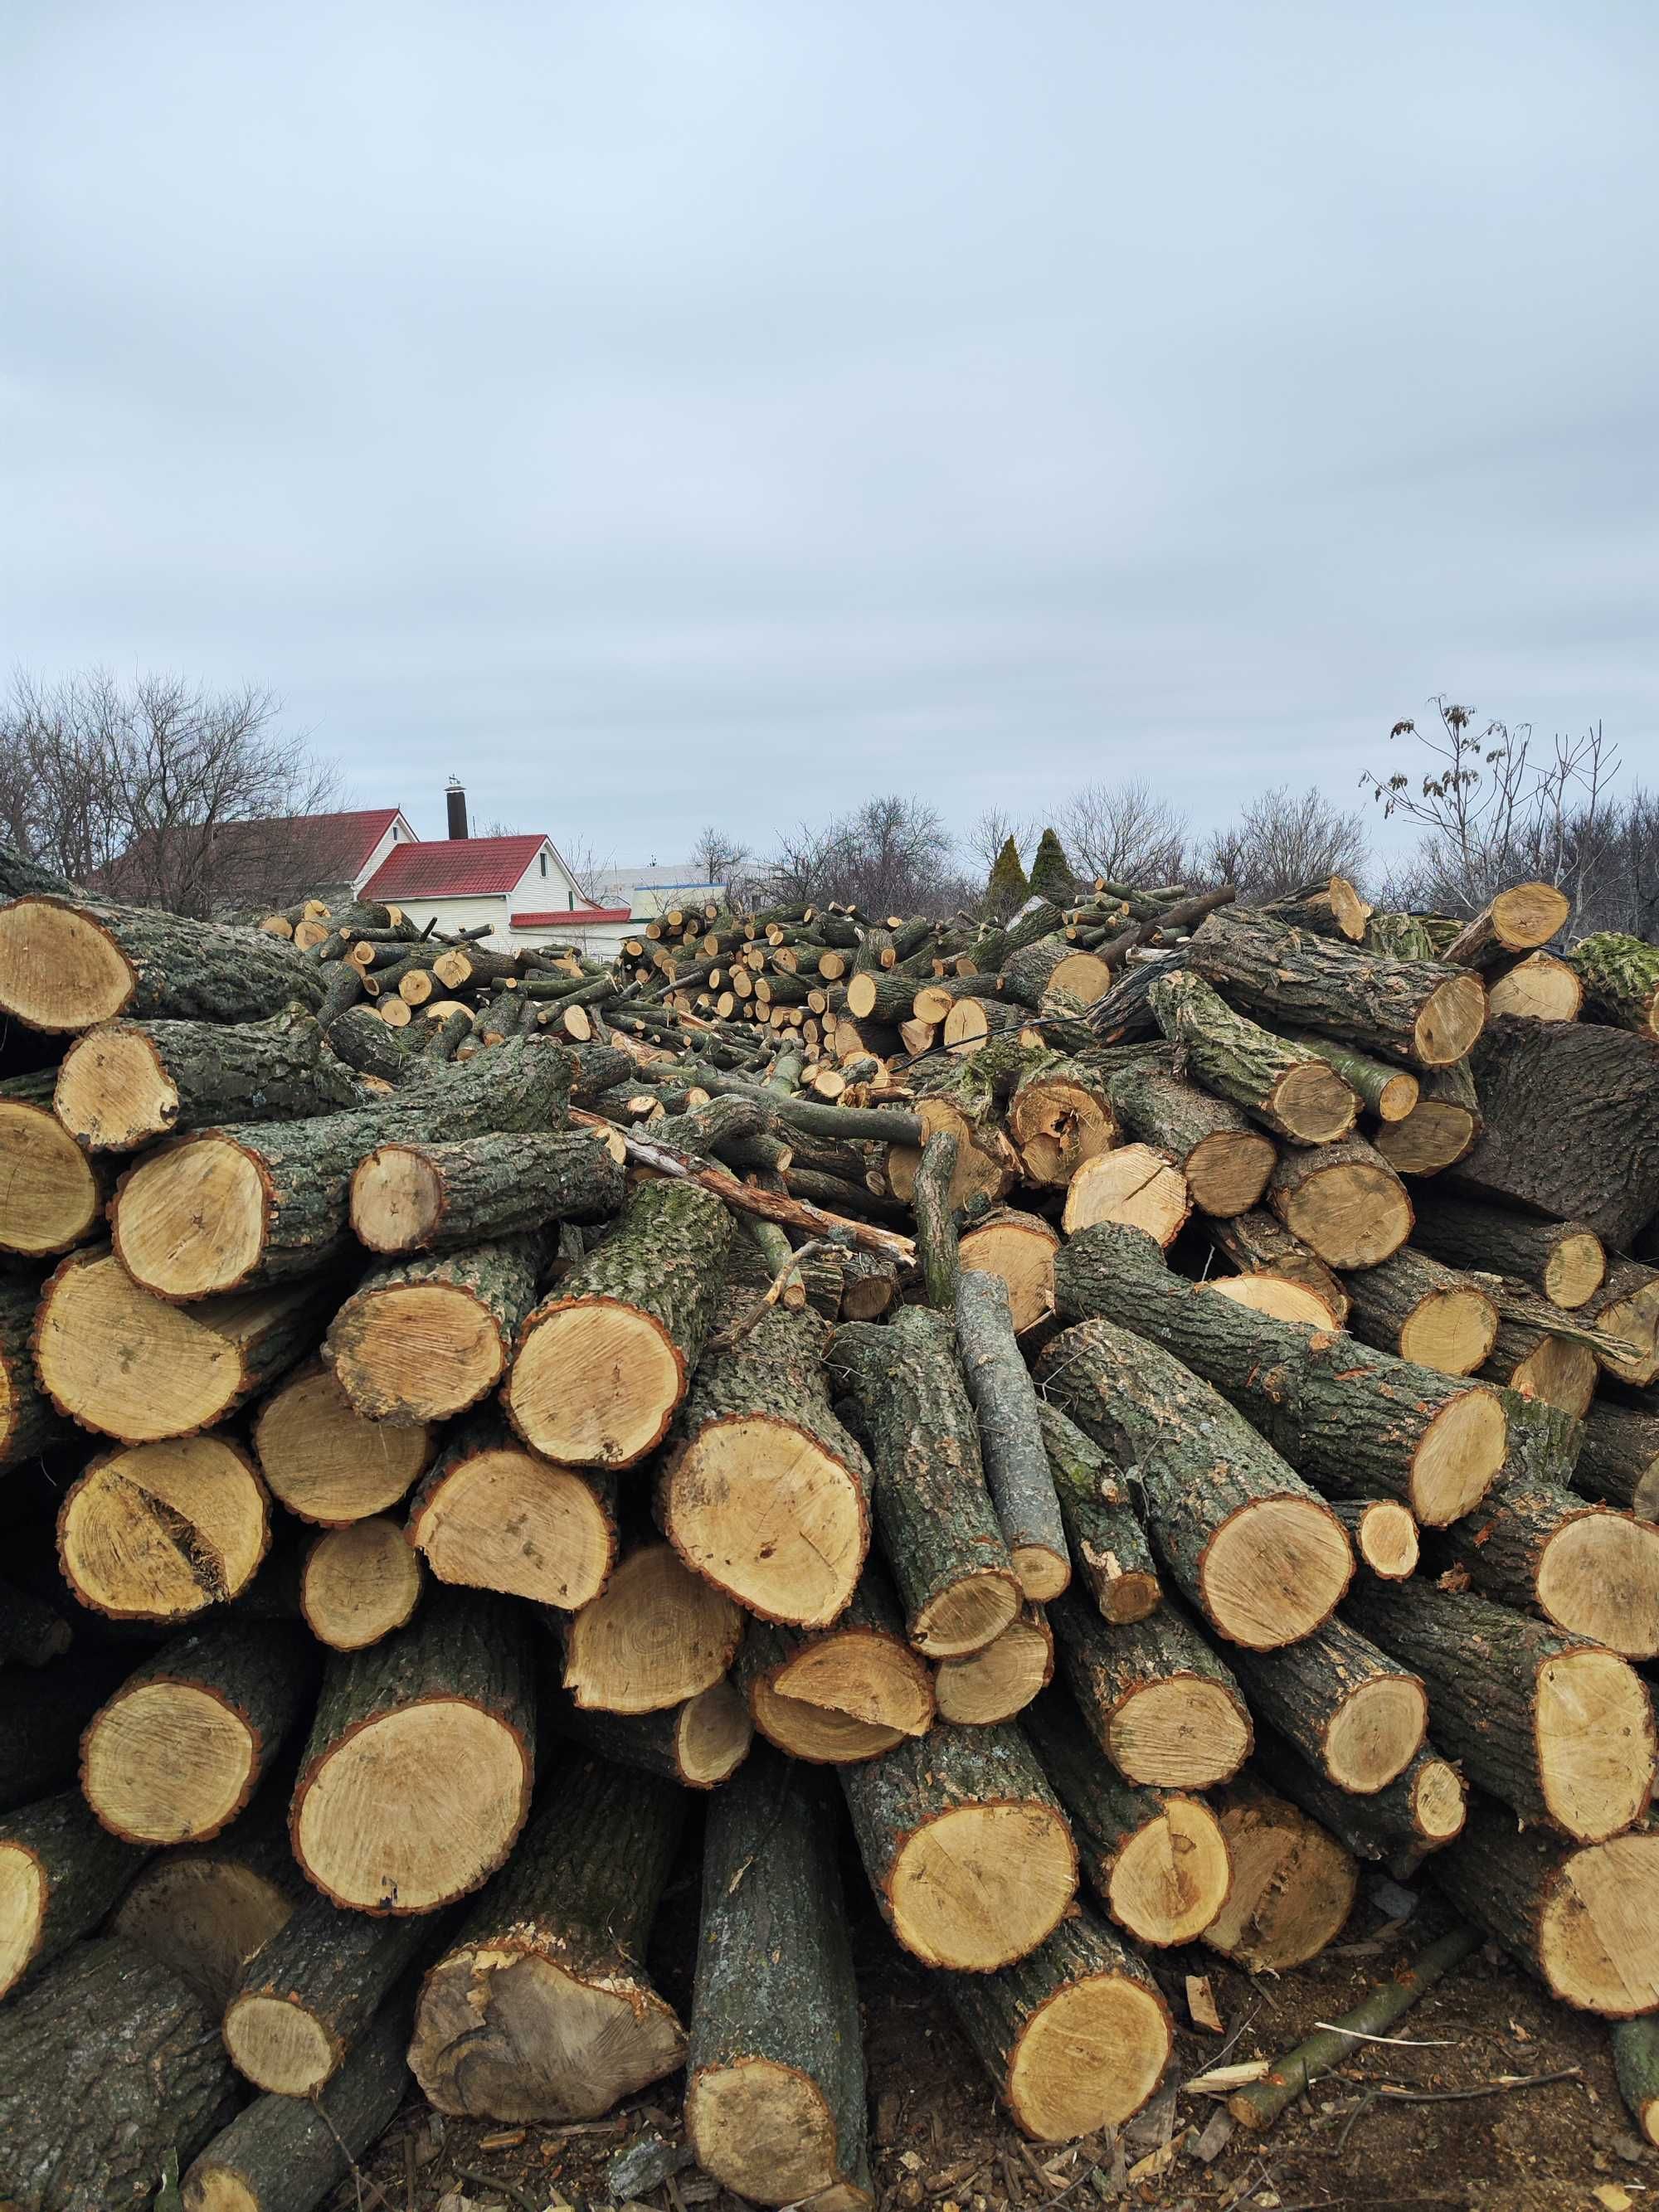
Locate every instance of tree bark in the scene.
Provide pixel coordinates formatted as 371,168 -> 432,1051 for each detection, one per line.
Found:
1566,931 -> 1659,1041
53,1009 -> 360,1153
1224,1616 -> 1426,1793
1615,2016 -> 1659,2148
1373,1056 -> 1483,1179
1148,970 -> 1357,1142
350,1125 -> 623,1252
1048,1586 -> 1252,1787
1267,1132 -> 1413,1268
562,1678 -> 754,1789
1207,1208 -> 1350,1325
1340,1247 -> 1498,1375
0,1787 -> 151,2001
0,1272 -> 67,1466
1106,1057 -> 1276,1216
407,1411 -> 617,1612
956,1270 -> 1068,1601
1250,1728 -> 1467,1877
1036,1398 -> 1160,1623
1409,1196 -> 1607,1310
1576,1398 -> 1659,1517
324,1234 -> 545,1423
912,1128 -> 961,1310
1277,1028 -> 1421,1121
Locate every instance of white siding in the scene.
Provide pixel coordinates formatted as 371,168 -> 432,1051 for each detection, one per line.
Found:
387,893 -> 513,946
351,812 -> 416,894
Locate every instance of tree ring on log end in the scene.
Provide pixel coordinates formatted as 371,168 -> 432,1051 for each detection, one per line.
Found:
1412,1758 -> 1467,1845
0,1098 -> 103,1254
114,1136 -> 266,1299
1106,1796 -> 1233,1947
1536,1649 -> 1655,1842
1204,1274 -> 1339,1328
301,1518 -> 422,1649
1006,1969 -> 1174,2141
1399,1288 -> 1499,1377
562,1543 -> 742,1714
329,1284 -> 508,1422
1107,1679 -> 1252,1789
1323,1675 -> 1427,1794
1535,1512 -> 1659,1660
1353,1499 -> 1418,1579
888,1801 -> 1077,1970
182,2166 -> 260,2212
0,1844 -> 46,2000
1199,1496 -> 1351,1650
749,1675 -> 902,1765
1540,1831 -> 1659,2015
665,1416 -> 868,1628
412,1446 -> 613,1610
1269,1062 -> 1356,1145
254,1365 -> 432,1524
1544,1232 -> 1606,1310
1276,1161 -> 1413,1270
508,1297 -> 684,1468
909,1566 -> 1022,1660
686,2059 -> 851,2208
350,1145 -> 444,1251
59,1435 -> 270,1621
54,1026 -> 180,1150
772,1631 -> 935,1737
221,1991 -> 337,2096
0,899 -> 134,1031
1408,1389 -> 1506,1525
1185,1130 -> 1277,1217
676,1680 -> 753,1785
1412,974 -> 1488,1065
934,1614 -> 1053,1725
84,1682 -> 255,1843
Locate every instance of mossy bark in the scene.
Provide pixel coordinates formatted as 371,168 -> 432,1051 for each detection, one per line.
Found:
1148,969 -> 1356,1140
58,1010 -> 361,1149
355,1125 -> 624,1249
1568,931 -> 1659,1040
956,1271 -> 1068,1597
1036,1400 -> 1160,1621
1107,1057 -> 1273,1212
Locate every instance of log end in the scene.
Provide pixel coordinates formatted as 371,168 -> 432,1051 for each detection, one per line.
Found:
1106,1795 -> 1232,1948
563,1543 -> 743,1714
751,1673 -> 907,1765
301,1518 -> 423,1650
1006,1967 -> 1173,2141
1536,1510 -> 1659,1660
1061,1145 -> 1190,1247
60,1436 -> 270,1621
351,1145 -> 443,1252
665,1417 -> 868,1630
1200,1495 -> 1352,1650
1269,1061 -> 1358,1145
773,1631 -> 937,1739
84,1682 -> 255,1844
675,1679 -> 754,1786
507,1296 -> 684,1469
0,897 -> 134,1031
1413,973 -> 1488,1065
254,1364 -> 433,1524
1185,1128 -> 1277,1218
1350,1499 -> 1419,1581
1207,1785 -> 1357,1971
1541,1830 -> 1659,2015
1537,1647 -> 1656,1842
221,1990 -> 338,2096
1202,1272 -> 1340,1329
0,1097 -> 105,1253
910,1566 -> 1024,1660
328,1284 -> 508,1425
933,1612 -> 1054,1726
1108,1676 -> 1253,1789
889,1800 -> 1077,1971
413,1444 -> 614,1612
0,1841 -> 46,2001
114,1135 -> 265,1299
1408,1388 -> 1507,1525
54,1025 -> 180,1151
1411,1755 -> 1467,1847
687,2060 -> 868,2210
1277,1159 -> 1413,1270
1398,1287 -> 1499,1378
1325,1675 -> 1428,1795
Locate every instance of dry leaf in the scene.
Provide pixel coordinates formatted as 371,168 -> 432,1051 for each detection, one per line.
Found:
1186,1973 -> 1224,2033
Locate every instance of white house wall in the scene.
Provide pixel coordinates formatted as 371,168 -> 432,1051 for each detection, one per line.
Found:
350,812 -> 417,894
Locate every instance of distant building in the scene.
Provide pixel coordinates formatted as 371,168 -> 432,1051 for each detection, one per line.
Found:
590,863 -> 728,921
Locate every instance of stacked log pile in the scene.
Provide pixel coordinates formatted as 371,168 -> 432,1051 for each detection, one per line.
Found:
3,842 -> 1659,2210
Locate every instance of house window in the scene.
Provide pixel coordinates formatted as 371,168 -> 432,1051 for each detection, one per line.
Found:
540,853 -> 547,877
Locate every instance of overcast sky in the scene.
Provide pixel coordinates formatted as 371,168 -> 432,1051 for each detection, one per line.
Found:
4,1 -> 1655,871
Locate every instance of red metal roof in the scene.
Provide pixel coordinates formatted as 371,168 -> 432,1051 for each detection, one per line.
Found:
97,807 -> 404,902
510,907 -> 630,926
362,836 -> 547,898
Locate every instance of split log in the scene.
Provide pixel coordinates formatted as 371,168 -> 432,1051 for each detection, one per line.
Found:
223,1884 -> 435,2095
350,1123 -> 623,1252
839,1721 -> 1077,1971
1344,1577 -> 1654,1841
1187,905 -> 1486,1066
56,1435 -> 271,1621
1053,1223 -> 1507,1526
1267,1133 -> 1413,1269
1576,1399 -> 1659,1517
408,1757 -> 686,2120
505,1179 -> 732,1468
1023,1687 -> 1232,1946
1251,1730 -> 1466,1877
1036,1399 -> 1160,1624
562,1678 -> 753,1788
685,1752 -> 872,2211
956,1269 -> 1068,1601
53,1010 -> 360,1153
560,1539 -> 744,1714
1148,970 -> 1357,1142
735,1574 -> 934,1760
829,1306 -> 1021,1657
742,1618 -> 913,1763
0,1273 -> 67,1466
407,1413 -> 616,1611
1340,1247 -> 1498,1375
1106,1058 -> 1275,1215
1203,1777 -> 1358,1971
252,1360 -> 431,1524
1442,881 -> 1570,965
0,1935 -> 241,2211
1331,1497 -> 1418,1579
942,1907 -> 1172,2143
1224,1616 -> 1427,1793
290,1590 -> 534,1913
1061,1141 -> 1191,1245
1209,1207 -> 1350,1325
934,1609 -> 1054,1723
82,1620 -> 317,1845
35,1249 -> 333,1443
1203,1270 -> 1340,1328
106,1783 -> 306,2009
1005,1059 -> 1116,1186
959,1208 -> 1058,1334
1049,1588 -> 1252,1787
0,1073 -> 105,1255
1277,1030 -> 1419,1121
1433,1801 -> 1659,2016
324,1233 -> 545,1422
300,1518 -> 422,1650
1425,1471 -> 1659,1660
1615,2018 -> 1659,2148
1373,1057 -> 1483,1178
1567,931 -> 1659,1040
1486,950 -> 1584,1022
0,1787 -> 150,2001
1410,1197 -> 1606,1310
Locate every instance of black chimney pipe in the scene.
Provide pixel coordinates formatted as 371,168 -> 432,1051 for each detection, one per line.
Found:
445,780 -> 468,839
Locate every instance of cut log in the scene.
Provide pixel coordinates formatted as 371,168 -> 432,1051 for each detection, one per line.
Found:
349,1124 -> 623,1252
661,1287 -> 871,1629
1442,881 -> 1571,965
408,1757 -> 686,2121
560,1539 -> 745,1714
324,1233 -> 545,1422
223,1884 -> 434,2096
182,1986 -> 413,2212
840,1247 -> 900,1320
1447,1015 -> 1659,1250
1053,1223 -> 1507,1526
1261,873 -> 1373,942
1344,1577 -> 1654,1841
1615,2017 -> 1659,2149
0,1272 -> 66,1466
942,1906 -> 1172,2144
56,1435 -> 271,1621
1432,1801 -> 1659,2016
1486,950 -> 1584,1022
1105,1059 -> 1275,1215
829,1307 -> 1021,1657
1426,1471 -> 1659,1661
1267,1133 -> 1413,1269
290,1590 -> 533,1913
1481,1315 -> 1598,1417
686,1751 -> 872,2211
1203,1777 -> 1358,1971
300,1518 -> 422,1650
54,1010 -> 360,1153
1049,1588 -> 1252,1787
955,1269 -> 1068,1601
1061,1142 -> 1191,1245
737,1572 -> 935,1762
884,1099 -> 1014,1212
1584,1259 -> 1659,1388
0,1787 -> 150,2001
1576,1399 -> 1659,1517
0,890 -> 323,1033
1148,970 -> 1357,1142
505,1178 -> 732,1468
1224,1616 -> 1427,1793
959,1208 -> 1059,1334
1251,1730 -> 1466,1877
1023,1687 -> 1232,1946
1277,1029 -> 1419,1122
1209,1207 -> 1350,1325
562,1678 -> 754,1788
935,1609 -> 1054,1723
1411,1197 -> 1606,1310
1036,1399 -> 1160,1624
0,1934 -> 241,2211
1331,1497 -> 1418,1579
0,1074 -> 105,1255
407,1413 -> 616,1611
1566,931 -> 1659,1040
110,1785 -> 308,2009
36,1248 -> 331,1444
82,1620 -> 317,1845
742,1617 -> 912,1763
324,1003 -> 406,1081
1373,1057 -> 1483,1178
1187,905 -> 1486,1067
1005,1060 -> 1116,1187
252,1359 -> 432,1524
1340,1247 -> 1498,1375
1204,1271 -> 1338,1327
839,1721 -> 1077,1971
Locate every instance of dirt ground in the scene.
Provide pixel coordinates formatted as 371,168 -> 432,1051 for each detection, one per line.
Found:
356,1840 -> 1646,2212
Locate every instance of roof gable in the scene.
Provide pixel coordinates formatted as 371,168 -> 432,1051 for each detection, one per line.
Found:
362,835 -> 551,899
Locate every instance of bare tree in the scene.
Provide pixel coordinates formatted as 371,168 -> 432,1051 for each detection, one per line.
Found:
1056,780 -> 1189,887
688,825 -> 748,889
963,806 -> 1036,880
1194,784 -> 1370,904
749,795 -> 973,917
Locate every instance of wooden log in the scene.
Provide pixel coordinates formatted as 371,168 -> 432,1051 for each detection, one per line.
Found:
0,1787 -> 150,2001
0,1273 -> 67,1467
1053,1223 -> 1506,1526
1486,950 -> 1584,1022
839,1722 -> 1077,1971
560,1538 -> 744,1714
505,1179 -> 732,1469
1148,970 -> 1357,1142
1187,905 -> 1486,1066
1584,1258 -> 1659,1388
955,1208 -> 1057,1336
1331,1497 -> 1418,1579
223,1884 -> 435,2096
1005,1059 -> 1116,1186
408,1757 -> 685,2120
1023,1686 -> 1232,1947
1340,1247 -> 1498,1375
1224,1616 -> 1427,1793
1267,1132 -> 1413,1268
1049,1587 -> 1252,1787
1615,2017 -> 1659,2148
1433,1801 -> 1659,2015
1481,1315 -> 1598,1417
1209,1207 -> 1350,1325
1439,882 -> 1571,965
1251,1730 -> 1466,1877
251,1359 -> 432,1524
300,1518 -> 422,1650
350,1124 -> 623,1252
290,1589 -> 534,1913
1259,873 -> 1373,942
0,1072 -> 105,1256
934,1609 -> 1054,1723
741,1617 -> 912,1764
1344,1577 -> 1654,1841
1277,1029 -> 1420,1121
1373,1057 -> 1483,1178
736,1573 -> 935,1762
1036,1399 -> 1160,1623
685,1751 -> 872,2211
54,1010 -> 361,1153
1106,1058 -> 1275,1215
1410,1196 -> 1606,1310
407,1412 -> 616,1611
1576,1399 -> 1659,1517
324,1002 -> 408,1080
324,1233 -> 544,1423
82,1620 -> 317,1846
1061,1141 -> 1191,1245
661,1282 -> 871,1630
109,1784 -> 307,2010
0,890 -> 323,1033
1203,1776 -> 1358,1971
956,1270 -> 1068,1601
1203,1269 -> 1339,1328
56,1435 -> 271,1621
0,1935 -> 241,2210
942,1906 -> 1172,2144
829,1308 -> 1021,1658
562,1678 -> 753,1788
1568,931 -> 1659,1040
34,1249 -> 333,1444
